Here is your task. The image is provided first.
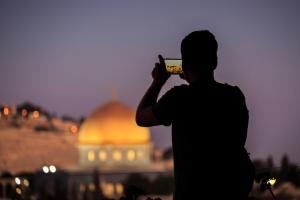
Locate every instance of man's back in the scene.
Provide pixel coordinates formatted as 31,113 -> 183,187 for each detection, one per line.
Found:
153,82 -> 254,199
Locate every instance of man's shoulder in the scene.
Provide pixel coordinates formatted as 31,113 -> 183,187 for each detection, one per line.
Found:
219,83 -> 246,104
167,83 -> 245,97
167,84 -> 190,94
218,83 -> 244,95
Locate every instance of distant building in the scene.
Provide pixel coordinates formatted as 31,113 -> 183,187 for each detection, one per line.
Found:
78,100 -> 152,168
67,100 -> 165,199
0,100 -> 169,199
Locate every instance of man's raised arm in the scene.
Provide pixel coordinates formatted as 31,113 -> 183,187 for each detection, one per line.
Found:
136,55 -> 170,127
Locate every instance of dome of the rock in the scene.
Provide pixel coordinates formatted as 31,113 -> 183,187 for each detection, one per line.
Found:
78,100 -> 150,145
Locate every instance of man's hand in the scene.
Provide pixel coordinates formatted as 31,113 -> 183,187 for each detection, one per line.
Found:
152,55 -> 170,85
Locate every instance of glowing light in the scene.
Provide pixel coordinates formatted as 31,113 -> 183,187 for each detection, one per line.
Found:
80,184 -> 86,192
99,151 -> 107,161
267,177 -> 276,187
43,166 -> 49,173
112,150 -> 122,161
33,110 -> 40,118
104,183 -> 114,197
79,184 -> 86,192
23,179 -> 30,187
16,187 -> 22,195
21,109 -> 28,117
88,151 -> 95,161
49,165 -> 56,173
3,107 -> 10,116
127,150 -> 135,161
88,183 -> 95,191
115,183 -> 124,194
70,125 -> 78,134
15,177 -> 21,185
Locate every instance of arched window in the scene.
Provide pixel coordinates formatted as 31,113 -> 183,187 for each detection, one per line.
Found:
103,183 -> 114,197
112,150 -> 122,161
115,183 -> 124,195
127,150 -> 135,161
98,150 -> 107,161
87,151 -> 95,162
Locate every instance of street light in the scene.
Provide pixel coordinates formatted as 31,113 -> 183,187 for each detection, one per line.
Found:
49,165 -> 56,173
267,177 -> 276,187
15,177 -> 21,185
42,166 -> 49,173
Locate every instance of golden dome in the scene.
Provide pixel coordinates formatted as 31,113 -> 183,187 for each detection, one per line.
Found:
78,100 -> 150,145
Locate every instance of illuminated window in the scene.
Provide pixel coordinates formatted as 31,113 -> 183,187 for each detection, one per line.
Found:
115,183 -> 124,195
127,150 -> 135,161
103,183 -> 114,197
88,151 -> 95,161
112,150 -> 122,161
99,150 -> 107,161
79,184 -> 86,192
88,183 -> 95,191
137,150 -> 145,159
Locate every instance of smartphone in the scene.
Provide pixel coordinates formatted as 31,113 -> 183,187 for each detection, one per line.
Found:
164,58 -> 183,74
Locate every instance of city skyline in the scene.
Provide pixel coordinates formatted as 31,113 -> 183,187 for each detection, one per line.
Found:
1,1 -> 300,165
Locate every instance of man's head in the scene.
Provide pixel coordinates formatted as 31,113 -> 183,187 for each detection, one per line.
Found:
181,30 -> 218,75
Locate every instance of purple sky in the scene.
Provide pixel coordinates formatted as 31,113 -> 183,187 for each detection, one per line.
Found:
1,1 -> 300,165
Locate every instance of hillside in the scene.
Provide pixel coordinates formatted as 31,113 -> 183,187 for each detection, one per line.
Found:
0,127 -> 78,174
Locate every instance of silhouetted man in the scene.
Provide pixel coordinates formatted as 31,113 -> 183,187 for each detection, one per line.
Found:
136,30 -> 255,200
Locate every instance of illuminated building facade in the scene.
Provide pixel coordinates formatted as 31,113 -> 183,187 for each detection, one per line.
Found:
78,100 -> 152,168
66,100 -> 164,199
0,100 -> 167,199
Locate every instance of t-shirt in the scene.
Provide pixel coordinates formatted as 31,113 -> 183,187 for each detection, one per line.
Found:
152,82 -> 254,199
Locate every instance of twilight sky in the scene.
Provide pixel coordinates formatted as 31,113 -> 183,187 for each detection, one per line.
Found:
1,1 -> 300,165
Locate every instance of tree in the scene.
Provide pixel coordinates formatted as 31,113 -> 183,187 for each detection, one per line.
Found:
162,147 -> 173,160
92,169 -> 105,200
150,175 -> 174,195
70,182 -> 78,200
267,155 -> 274,172
123,173 -> 149,199
279,154 -> 290,182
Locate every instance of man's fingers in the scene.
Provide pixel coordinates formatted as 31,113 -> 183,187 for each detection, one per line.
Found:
158,54 -> 165,65
153,63 -> 159,74
155,63 -> 160,70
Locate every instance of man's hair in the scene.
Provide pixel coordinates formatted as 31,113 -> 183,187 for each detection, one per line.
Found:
181,30 -> 218,72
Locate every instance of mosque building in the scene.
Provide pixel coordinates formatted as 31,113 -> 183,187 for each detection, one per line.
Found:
66,99 -> 165,198
78,100 -> 152,169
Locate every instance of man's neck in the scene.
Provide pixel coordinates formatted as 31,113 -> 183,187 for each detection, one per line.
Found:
188,71 -> 216,86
